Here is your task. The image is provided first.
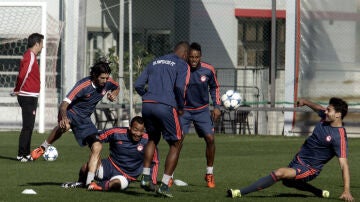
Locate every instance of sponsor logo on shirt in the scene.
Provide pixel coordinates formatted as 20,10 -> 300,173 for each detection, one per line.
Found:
117,141 -> 123,144
326,135 -> 332,142
200,75 -> 207,82
102,90 -> 106,95
137,144 -> 144,151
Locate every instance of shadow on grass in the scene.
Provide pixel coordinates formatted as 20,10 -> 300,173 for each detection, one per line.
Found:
275,193 -> 314,198
239,193 -> 316,199
0,155 -> 18,161
21,182 -> 64,186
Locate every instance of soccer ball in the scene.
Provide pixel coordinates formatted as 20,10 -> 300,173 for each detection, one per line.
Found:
221,90 -> 242,110
43,146 -> 58,161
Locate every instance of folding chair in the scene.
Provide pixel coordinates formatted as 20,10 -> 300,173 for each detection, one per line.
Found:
94,108 -> 118,130
235,105 -> 251,134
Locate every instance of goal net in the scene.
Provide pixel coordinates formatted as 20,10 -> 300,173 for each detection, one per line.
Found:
0,3 -> 63,132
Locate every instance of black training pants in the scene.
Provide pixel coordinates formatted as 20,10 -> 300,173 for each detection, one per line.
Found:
17,96 -> 38,156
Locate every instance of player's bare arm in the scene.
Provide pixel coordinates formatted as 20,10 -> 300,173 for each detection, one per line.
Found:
58,101 -> 70,130
338,157 -> 354,202
297,98 -> 326,112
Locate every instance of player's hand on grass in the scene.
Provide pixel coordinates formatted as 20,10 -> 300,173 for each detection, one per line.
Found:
339,191 -> 354,202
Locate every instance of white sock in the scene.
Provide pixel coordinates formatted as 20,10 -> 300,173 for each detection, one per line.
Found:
40,140 -> 50,149
162,174 -> 172,185
143,167 -> 150,175
206,166 -> 214,174
86,172 -> 95,185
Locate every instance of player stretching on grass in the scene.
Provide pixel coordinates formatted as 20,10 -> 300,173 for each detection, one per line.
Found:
63,116 -> 159,191
178,42 -> 221,188
31,60 -> 119,188
135,41 -> 190,197
228,98 -> 354,202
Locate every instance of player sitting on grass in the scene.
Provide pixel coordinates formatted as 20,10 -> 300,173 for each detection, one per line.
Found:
228,98 -> 354,202
62,116 -> 159,191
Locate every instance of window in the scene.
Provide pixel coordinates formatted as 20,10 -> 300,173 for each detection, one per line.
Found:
146,30 -> 171,57
237,18 -> 285,69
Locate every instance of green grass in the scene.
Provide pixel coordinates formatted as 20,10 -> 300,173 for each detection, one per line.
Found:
0,131 -> 359,202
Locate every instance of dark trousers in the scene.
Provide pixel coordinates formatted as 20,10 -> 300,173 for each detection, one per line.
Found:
17,96 -> 38,156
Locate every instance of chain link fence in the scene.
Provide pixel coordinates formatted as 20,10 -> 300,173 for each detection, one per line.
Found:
1,0 -> 360,136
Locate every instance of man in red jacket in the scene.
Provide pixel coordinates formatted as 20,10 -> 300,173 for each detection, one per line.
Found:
12,33 -> 44,162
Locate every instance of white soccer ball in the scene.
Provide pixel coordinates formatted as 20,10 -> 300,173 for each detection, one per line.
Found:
221,90 -> 242,110
43,146 -> 58,161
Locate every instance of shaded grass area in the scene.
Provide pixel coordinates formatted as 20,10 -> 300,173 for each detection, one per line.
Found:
0,131 -> 359,202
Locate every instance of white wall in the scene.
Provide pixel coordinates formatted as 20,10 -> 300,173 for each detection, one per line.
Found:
190,0 -> 237,69
235,0 -> 286,9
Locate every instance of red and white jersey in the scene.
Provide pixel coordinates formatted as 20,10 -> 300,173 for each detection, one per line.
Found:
14,49 -> 40,97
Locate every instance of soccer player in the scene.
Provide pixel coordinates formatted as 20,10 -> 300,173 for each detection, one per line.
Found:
179,42 -> 221,188
63,116 -> 159,191
135,41 -> 190,197
12,33 -> 44,162
227,98 -> 354,202
31,60 -> 119,188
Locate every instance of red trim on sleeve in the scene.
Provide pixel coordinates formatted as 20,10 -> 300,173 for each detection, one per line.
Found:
201,62 -> 221,106
338,128 -> 347,158
98,128 -> 128,141
67,80 -> 92,100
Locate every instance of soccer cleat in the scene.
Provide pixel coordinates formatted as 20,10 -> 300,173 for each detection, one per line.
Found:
61,182 -> 84,189
140,174 -> 155,191
31,146 -> 45,160
17,155 -> 33,162
156,183 -> 173,198
227,189 -> 241,198
322,190 -> 330,198
87,181 -> 102,191
205,174 -> 216,188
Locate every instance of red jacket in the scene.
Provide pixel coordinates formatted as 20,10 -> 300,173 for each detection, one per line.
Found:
14,49 -> 40,97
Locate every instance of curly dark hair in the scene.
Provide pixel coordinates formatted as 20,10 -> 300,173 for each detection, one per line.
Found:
90,60 -> 112,80
329,97 -> 348,119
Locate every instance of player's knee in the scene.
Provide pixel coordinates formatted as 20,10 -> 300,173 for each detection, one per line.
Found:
84,134 -> 101,150
110,175 -> 128,190
91,141 -> 102,152
273,168 -> 292,180
204,134 -> 214,144
170,139 -> 183,150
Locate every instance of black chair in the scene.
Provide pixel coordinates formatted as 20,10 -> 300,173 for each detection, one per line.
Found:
94,108 -> 118,130
220,109 -> 236,134
235,105 -> 251,134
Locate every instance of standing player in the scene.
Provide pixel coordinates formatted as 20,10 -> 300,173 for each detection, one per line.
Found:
135,41 -> 190,197
31,60 -> 119,188
63,116 -> 159,191
179,42 -> 221,188
12,33 -> 44,162
228,98 -> 354,202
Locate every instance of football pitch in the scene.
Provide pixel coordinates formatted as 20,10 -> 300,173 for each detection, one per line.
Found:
0,131 -> 359,202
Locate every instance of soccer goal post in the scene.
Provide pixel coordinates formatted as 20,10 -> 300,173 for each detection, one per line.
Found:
0,2 -> 47,133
